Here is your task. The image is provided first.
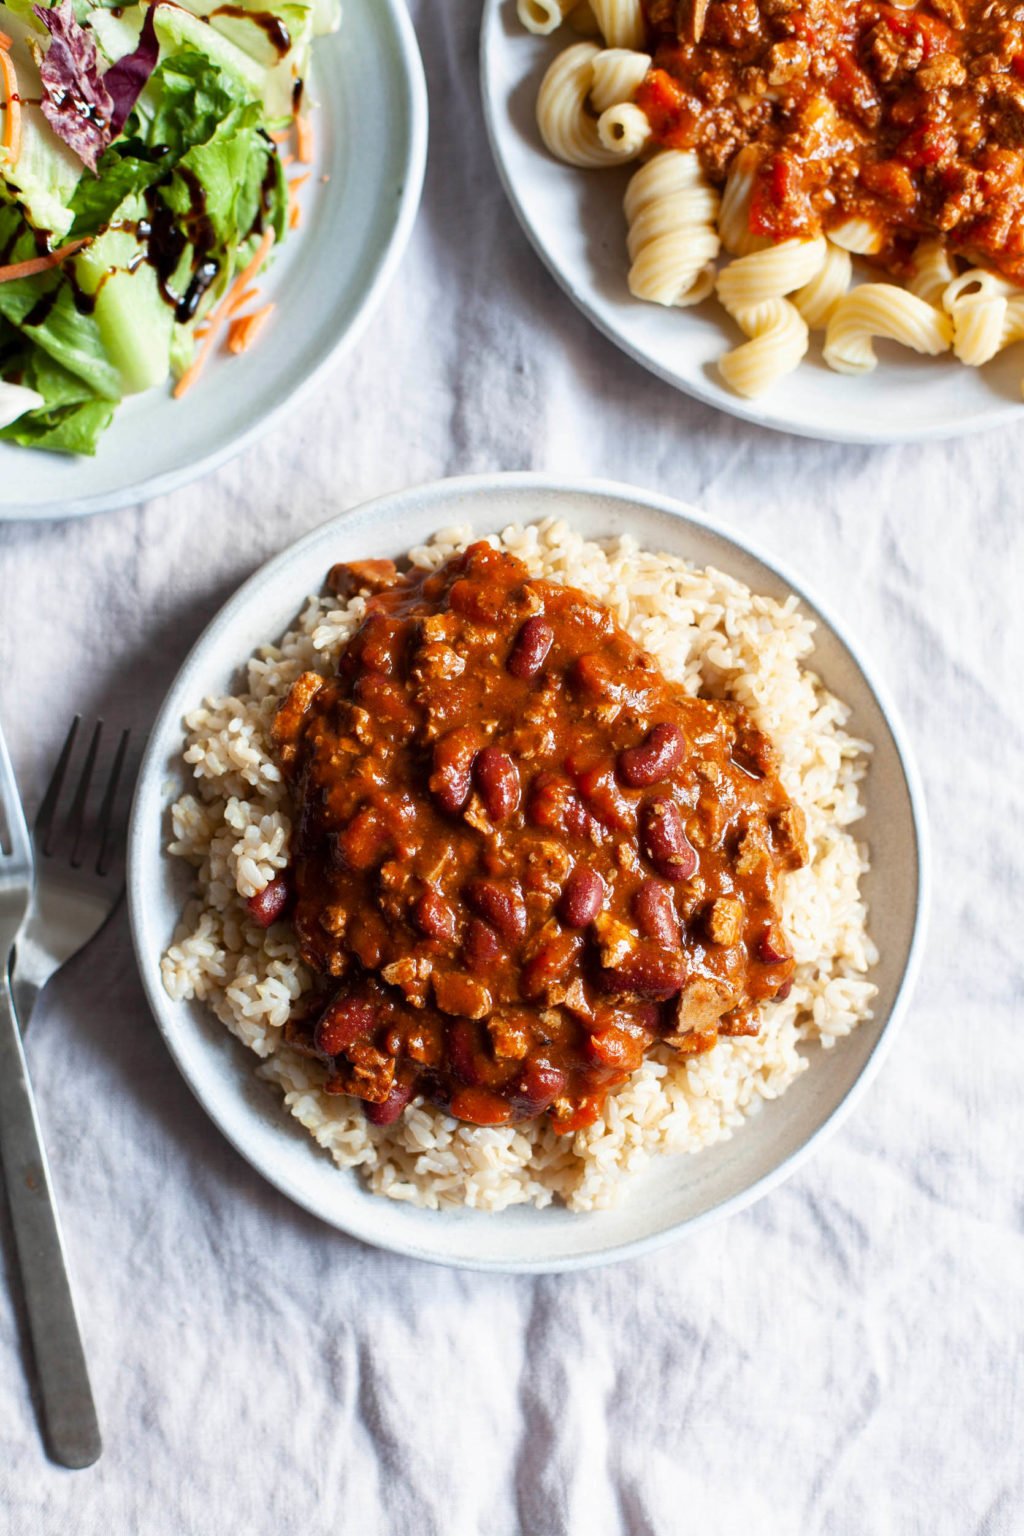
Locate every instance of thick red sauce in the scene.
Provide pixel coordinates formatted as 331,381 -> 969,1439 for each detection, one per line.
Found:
639,0 -> 1024,282
267,544 -> 806,1134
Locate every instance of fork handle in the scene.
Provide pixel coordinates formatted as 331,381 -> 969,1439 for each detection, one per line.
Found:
0,974 -> 102,1468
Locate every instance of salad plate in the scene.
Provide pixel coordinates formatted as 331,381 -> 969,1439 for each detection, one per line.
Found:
128,473 -> 928,1272
480,0 -> 1024,445
0,0 -> 426,520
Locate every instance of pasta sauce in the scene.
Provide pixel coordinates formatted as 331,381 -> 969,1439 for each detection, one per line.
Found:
639,0 -> 1024,282
270,543 -> 805,1133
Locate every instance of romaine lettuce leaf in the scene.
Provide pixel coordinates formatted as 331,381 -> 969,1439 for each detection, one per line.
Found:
0,205 -> 122,397
0,317 -> 114,452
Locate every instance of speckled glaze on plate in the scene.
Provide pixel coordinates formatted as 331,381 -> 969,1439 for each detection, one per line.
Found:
480,0 -> 1024,444
127,475 -> 929,1272
0,0 -> 427,521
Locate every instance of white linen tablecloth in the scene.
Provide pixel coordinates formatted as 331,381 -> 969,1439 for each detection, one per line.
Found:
1,7 -> 1022,1532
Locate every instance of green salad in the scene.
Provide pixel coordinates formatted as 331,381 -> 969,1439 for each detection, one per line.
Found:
0,0 -> 337,454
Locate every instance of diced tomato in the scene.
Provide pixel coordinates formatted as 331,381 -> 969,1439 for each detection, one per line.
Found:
875,4 -> 953,59
789,14 -> 817,48
635,68 -> 693,144
829,52 -> 880,115
898,120 -> 956,169
749,153 -> 812,240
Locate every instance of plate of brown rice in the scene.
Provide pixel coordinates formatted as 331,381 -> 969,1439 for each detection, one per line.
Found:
128,474 -> 928,1271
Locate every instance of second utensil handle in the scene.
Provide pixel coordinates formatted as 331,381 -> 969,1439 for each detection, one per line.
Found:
0,975 -> 101,1469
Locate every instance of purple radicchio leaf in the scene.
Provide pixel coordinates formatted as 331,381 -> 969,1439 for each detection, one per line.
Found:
33,1 -> 161,172
34,0 -> 114,174
103,4 -> 160,138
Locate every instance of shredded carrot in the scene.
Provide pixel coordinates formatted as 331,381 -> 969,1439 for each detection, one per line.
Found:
281,152 -> 295,168
227,302 -> 275,355
173,229 -> 275,398
0,42 -> 22,166
286,168 -> 309,232
194,282 -> 260,338
269,129 -> 290,143
295,112 -> 313,164
0,238 -> 89,285
0,29 -> 12,48
228,284 -> 260,314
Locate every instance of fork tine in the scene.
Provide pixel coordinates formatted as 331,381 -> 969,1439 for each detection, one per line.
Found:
0,719 -> 31,866
37,716 -> 80,857
95,728 -> 131,878
67,720 -> 103,870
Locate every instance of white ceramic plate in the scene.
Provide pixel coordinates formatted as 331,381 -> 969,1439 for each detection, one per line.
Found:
127,474 -> 929,1271
480,0 -> 1024,444
0,0 -> 427,521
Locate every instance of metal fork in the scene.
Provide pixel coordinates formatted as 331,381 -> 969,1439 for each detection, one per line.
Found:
0,717 -> 102,1469
11,718 -> 132,1035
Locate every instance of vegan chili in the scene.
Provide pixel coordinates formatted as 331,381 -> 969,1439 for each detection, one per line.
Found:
270,542 -> 806,1133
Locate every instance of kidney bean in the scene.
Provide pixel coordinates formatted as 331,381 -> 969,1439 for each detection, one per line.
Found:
641,798 -> 698,881
414,889 -> 456,942
599,942 -> 685,1000
447,1018 -> 486,1086
775,978 -> 793,1001
462,917 -> 502,974
338,805 -> 390,870
429,727 -> 478,815
466,880 -> 527,943
528,773 -> 594,841
355,613 -> 404,676
571,652 -> 620,700
632,879 -> 680,946
618,724 -> 687,788
575,764 -> 635,833
448,1086 -> 514,1125
474,748 -> 521,823
559,866 -> 605,928
510,1059 -> 566,1116
758,925 -> 790,964
245,872 -> 292,928
519,931 -> 581,1000
363,1079 -> 413,1126
508,616 -> 554,679
314,996 -> 377,1057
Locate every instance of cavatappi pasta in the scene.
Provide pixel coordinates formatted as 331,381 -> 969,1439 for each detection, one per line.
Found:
624,151 -> 719,308
519,6 -> 1024,400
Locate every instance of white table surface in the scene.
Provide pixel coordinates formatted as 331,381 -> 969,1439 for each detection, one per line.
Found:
1,6 -> 1022,1532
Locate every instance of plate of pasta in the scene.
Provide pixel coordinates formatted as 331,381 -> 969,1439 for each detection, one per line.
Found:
481,0 -> 1024,443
